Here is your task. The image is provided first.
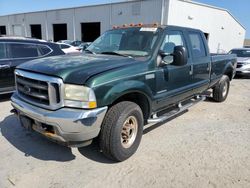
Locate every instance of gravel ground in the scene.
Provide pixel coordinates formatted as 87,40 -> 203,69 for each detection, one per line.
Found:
0,78 -> 249,188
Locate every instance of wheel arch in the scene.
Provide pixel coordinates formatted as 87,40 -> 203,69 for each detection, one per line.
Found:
101,81 -> 153,123
223,62 -> 234,80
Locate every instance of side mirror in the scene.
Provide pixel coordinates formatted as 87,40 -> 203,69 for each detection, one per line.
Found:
172,46 -> 188,66
158,46 -> 188,66
158,50 -> 173,66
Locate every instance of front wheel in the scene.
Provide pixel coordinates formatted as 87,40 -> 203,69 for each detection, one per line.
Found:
99,101 -> 143,162
212,75 -> 230,102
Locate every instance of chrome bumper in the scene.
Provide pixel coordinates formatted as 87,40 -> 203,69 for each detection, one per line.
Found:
11,93 -> 107,145
236,64 -> 250,75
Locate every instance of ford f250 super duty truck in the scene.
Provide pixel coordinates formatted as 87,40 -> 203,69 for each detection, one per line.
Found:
11,25 -> 236,161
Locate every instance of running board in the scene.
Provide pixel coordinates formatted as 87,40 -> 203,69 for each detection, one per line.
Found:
147,95 -> 206,124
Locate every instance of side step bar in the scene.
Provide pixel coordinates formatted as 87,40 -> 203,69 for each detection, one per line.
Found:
147,95 -> 206,124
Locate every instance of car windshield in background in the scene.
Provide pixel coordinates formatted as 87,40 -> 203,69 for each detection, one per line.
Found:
87,27 -> 161,57
230,49 -> 250,57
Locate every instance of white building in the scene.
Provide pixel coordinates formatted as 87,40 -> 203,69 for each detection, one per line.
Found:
0,0 -> 246,53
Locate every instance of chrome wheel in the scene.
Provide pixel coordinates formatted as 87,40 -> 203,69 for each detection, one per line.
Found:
121,116 -> 138,149
222,81 -> 228,98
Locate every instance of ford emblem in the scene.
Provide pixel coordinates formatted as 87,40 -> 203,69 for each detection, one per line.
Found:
23,85 -> 31,94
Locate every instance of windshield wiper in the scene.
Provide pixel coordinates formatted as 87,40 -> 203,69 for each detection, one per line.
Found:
100,51 -> 132,58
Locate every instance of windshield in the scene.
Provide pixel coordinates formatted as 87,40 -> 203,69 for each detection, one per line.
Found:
86,27 -> 160,57
230,49 -> 250,57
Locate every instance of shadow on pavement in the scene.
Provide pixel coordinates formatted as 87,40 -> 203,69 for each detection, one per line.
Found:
234,75 -> 250,79
0,115 -> 76,162
78,139 -> 116,164
0,93 -> 12,102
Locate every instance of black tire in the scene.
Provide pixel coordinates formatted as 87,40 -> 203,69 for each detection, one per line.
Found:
99,101 -> 143,162
212,75 -> 230,102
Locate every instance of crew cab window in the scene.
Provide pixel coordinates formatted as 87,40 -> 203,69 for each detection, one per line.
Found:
0,43 -> 7,59
9,43 -> 39,58
160,31 -> 185,54
188,32 -> 206,58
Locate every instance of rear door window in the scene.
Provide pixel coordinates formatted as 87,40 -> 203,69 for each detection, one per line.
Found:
188,32 -> 206,58
39,45 -> 52,56
9,43 -> 40,58
0,43 -> 8,59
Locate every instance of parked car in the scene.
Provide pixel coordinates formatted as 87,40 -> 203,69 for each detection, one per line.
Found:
57,43 -> 81,54
79,42 -> 91,51
71,40 -> 84,47
0,37 -> 65,95
58,40 -> 84,47
11,25 -> 236,161
229,48 -> 250,76
57,40 -> 73,45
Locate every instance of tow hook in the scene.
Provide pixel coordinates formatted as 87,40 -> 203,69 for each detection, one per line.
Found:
10,109 -> 18,115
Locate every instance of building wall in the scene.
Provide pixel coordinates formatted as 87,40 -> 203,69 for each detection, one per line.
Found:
46,9 -> 75,41
25,12 -> 47,39
166,0 -> 246,53
0,0 -> 162,42
0,0 -> 245,53
74,5 -> 111,41
0,16 -> 9,34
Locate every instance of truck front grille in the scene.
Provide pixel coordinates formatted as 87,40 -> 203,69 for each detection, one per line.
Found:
237,62 -> 244,68
15,70 -> 63,110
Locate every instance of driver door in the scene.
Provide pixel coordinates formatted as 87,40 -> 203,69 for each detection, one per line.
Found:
155,30 -> 193,110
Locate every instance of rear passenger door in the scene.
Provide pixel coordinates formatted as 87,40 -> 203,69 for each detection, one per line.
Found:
0,42 -> 13,91
187,32 -> 210,93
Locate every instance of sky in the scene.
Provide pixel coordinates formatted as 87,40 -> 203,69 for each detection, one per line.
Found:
0,0 -> 249,38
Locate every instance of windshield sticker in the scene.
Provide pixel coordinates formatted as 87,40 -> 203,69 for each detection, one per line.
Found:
140,27 -> 158,32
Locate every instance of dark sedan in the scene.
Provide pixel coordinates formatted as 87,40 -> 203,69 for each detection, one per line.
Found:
0,37 -> 65,94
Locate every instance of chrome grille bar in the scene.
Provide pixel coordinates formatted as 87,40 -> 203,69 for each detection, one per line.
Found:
15,70 -> 64,110
16,76 -> 48,90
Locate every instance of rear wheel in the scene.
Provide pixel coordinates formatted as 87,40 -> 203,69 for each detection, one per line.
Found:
212,75 -> 230,102
99,101 -> 143,162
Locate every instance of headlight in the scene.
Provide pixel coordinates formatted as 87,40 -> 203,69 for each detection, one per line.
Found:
64,84 -> 97,109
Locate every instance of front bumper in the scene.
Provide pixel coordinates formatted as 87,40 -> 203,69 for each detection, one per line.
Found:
11,93 -> 107,146
236,64 -> 250,75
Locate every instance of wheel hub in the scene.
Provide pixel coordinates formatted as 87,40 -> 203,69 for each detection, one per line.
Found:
121,116 -> 138,148
222,81 -> 228,97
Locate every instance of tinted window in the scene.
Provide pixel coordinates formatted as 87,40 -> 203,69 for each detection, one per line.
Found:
160,31 -> 185,54
188,32 -> 206,58
230,49 -> 250,57
0,43 -> 7,59
39,45 -> 52,56
9,43 -> 39,58
61,44 -> 70,49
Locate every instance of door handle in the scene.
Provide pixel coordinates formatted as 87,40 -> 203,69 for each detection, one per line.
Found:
189,65 -> 193,75
0,64 -> 11,70
207,63 -> 210,71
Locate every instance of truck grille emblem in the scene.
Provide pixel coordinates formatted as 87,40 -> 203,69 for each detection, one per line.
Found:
23,85 -> 31,94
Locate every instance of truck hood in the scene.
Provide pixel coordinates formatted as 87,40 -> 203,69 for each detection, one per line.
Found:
237,57 -> 250,63
17,54 -> 138,85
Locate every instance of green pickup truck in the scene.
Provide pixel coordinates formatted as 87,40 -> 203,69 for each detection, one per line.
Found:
11,25 -> 236,161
